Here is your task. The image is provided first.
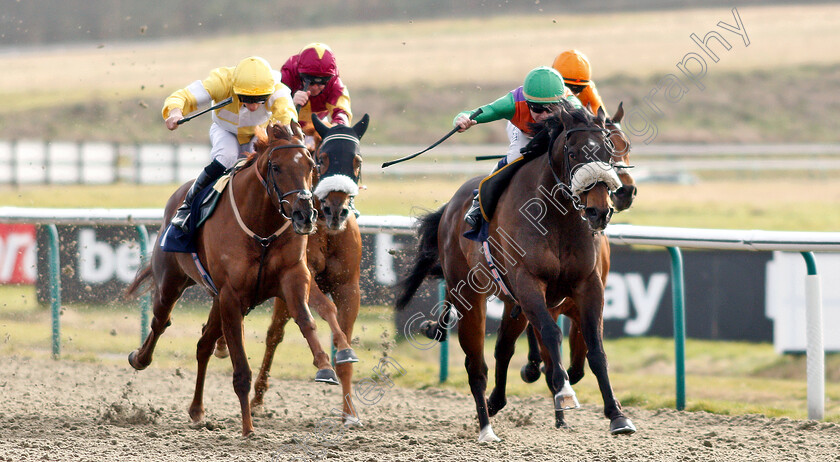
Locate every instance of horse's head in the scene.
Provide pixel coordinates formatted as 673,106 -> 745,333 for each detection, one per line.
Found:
543,102 -> 621,231
605,102 -> 637,212
311,114 -> 369,231
257,122 -> 318,234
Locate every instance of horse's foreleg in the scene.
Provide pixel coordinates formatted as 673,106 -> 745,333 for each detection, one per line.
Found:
282,268 -> 335,383
488,301 -> 527,417
332,281 -> 362,425
308,279 -> 357,363
520,323 -> 543,383
575,276 -> 635,435
218,289 -> 254,436
517,280 -> 577,417
251,297 -> 291,412
189,298 -> 222,423
566,319 -> 588,385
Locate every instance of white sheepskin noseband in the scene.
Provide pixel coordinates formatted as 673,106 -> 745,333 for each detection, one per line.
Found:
571,162 -> 621,196
314,174 -> 359,201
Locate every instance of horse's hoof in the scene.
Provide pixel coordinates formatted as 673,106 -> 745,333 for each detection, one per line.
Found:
249,402 -> 264,416
334,348 -> 359,364
127,351 -> 147,371
344,416 -> 363,427
213,344 -> 229,359
419,320 -> 446,342
610,416 -> 636,435
487,390 -> 507,417
520,363 -> 541,383
477,424 -> 501,443
315,369 -> 340,385
188,406 -> 204,423
554,382 -> 580,411
555,419 -> 571,429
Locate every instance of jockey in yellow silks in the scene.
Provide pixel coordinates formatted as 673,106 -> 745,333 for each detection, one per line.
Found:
162,56 -> 297,232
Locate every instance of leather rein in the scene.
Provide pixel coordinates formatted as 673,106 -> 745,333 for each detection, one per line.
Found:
228,142 -> 312,315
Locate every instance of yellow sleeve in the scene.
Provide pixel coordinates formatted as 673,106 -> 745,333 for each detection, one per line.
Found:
267,83 -> 298,126
162,67 -> 234,120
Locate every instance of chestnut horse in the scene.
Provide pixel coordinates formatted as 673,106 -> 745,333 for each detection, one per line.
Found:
245,114 -> 370,424
396,103 -> 635,440
125,122 -> 350,436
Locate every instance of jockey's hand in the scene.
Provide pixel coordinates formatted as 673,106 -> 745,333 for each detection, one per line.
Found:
165,108 -> 184,131
293,90 -> 310,108
455,114 -> 477,132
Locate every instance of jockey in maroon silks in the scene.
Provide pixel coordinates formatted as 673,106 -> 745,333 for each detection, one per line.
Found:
281,42 -> 352,129
281,42 -> 357,216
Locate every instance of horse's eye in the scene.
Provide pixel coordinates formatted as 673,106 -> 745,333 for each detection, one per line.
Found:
569,151 -> 578,161
271,164 -> 281,173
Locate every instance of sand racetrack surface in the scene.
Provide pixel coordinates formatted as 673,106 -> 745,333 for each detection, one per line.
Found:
1,355 -> 839,461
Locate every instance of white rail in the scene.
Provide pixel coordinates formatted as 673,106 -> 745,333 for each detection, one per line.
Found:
0,207 -> 836,419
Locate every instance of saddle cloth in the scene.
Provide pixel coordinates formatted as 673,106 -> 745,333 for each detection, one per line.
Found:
159,170 -> 234,253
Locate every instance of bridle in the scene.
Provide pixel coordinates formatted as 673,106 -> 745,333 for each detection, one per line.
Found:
262,143 -> 315,219
546,125 -> 611,212
605,120 -> 633,174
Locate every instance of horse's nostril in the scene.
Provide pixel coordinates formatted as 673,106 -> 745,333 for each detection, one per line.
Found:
340,208 -> 349,219
323,206 -> 331,216
292,211 -> 303,222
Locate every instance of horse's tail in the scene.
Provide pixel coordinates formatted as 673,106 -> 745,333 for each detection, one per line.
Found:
394,205 -> 446,311
124,264 -> 153,299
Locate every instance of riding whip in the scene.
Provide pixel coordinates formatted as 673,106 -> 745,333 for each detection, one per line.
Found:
176,97 -> 234,125
475,154 -> 505,161
381,108 -> 483,168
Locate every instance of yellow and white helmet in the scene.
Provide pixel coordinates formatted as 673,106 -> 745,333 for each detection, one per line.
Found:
232,56 -> 275,96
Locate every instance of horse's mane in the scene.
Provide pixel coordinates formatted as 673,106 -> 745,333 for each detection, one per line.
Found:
236,123 -> 295,171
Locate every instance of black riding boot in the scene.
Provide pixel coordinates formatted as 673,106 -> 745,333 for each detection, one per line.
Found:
170,160 -> 226,232
464,191 -> 482,229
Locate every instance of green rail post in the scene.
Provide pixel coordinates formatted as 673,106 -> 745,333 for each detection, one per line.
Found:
135,225 -> 150,342
667,246 -> 686,411
46,224 -> 61,359
439,281 -> 449,383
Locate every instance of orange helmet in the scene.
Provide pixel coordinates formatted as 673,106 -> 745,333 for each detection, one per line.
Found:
552,50 -> 591,87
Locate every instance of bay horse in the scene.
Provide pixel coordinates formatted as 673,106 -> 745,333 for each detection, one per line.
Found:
396,103 -> 635,440
125,122 -> 351,436
519,102 -> 636,385
219,114 -> 370,424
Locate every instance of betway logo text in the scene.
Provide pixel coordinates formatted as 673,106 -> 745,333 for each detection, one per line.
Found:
78,229 -> 157,283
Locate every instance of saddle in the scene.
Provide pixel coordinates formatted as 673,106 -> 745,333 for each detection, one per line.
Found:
160,166 -> 237,253
463,139 -> 547,243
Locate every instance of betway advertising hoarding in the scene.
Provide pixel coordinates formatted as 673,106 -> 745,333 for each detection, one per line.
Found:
29,224 -> 840,350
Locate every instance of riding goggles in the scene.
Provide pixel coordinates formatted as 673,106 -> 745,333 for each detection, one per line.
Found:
238,94 -> 269,104
526,101 -> 559,114
300,74 -> 333,86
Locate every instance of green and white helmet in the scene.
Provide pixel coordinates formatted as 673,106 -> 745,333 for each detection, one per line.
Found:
523,66 -> 566,104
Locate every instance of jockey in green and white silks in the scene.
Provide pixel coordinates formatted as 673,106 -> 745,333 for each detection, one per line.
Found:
453,66 -> 583,229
